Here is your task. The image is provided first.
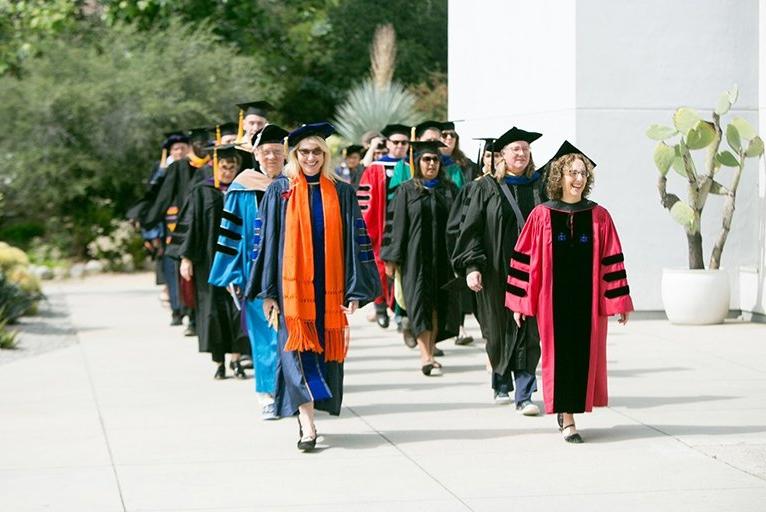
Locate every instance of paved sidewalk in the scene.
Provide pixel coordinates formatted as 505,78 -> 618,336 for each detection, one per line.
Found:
0,272 -> 765,511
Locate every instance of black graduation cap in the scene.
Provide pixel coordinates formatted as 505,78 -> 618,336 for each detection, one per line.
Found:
188,127 -> 213,142
252,124 -> 289,147
473,137 -> 499,173
543,140 -> 597,169
440,121 -> 456,131
344,144 -> 364,156
236,100 -> 272,118
163,131 -> 189,149
494,126 -> 542,150
381,124 -> 411,138
203,143 -> 241,160
414,120 -> 443,139
217,122 -> 238,136
411,140 -> 447,157
286,122 -> 336,147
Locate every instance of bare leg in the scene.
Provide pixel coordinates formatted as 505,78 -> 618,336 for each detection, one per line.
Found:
561,412 -> 577,437
298,402 -> 316,439
416,331 -> 433,366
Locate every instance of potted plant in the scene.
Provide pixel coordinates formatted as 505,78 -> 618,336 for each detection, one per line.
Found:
647,85 -> 764,324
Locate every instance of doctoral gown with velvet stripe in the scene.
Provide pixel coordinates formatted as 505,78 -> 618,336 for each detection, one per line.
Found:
166,180 -> 249,357
356,156 -> 405,306
505,200 -> 634,414
246,176 -> 380,417
208,180 -> 278,395
381,179 -> 460,341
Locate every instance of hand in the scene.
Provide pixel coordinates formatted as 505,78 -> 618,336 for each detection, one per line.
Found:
618,312 -> 630,325
513,311 -> 525,327
232,285 -> 242,299
384,262 -> 398,278
180,257 -> 193,281
263,298 -> 279,318
466,271 -> 483,292
341,301 -> 359,315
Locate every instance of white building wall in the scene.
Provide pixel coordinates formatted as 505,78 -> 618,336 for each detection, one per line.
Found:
448,0 -> 763,312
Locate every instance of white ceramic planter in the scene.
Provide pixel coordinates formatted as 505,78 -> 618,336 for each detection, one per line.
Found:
661,268 -> 730,325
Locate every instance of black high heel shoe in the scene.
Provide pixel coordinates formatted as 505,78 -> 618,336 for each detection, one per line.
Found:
296,417 -> 317,452
213,363 -> 226,380
231,360 -> 247,379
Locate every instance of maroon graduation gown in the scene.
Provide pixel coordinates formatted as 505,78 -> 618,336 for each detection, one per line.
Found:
505,200 -> 634,414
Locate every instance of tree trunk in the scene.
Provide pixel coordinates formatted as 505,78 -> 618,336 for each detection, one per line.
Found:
687,231 -> 704,269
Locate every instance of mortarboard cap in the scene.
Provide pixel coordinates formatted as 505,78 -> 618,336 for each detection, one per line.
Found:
252,124 -> 289,147
541,140 -> 597,171
236,100 -> 272,118
414,120 -> 443,139
286,122 -> 336,148
217,122 -> 238,136
440,121 -> 456,131
163,131 -> 190,149
203,143 -> 241,160
344,144 -> 364,156
188,127 -> 213,142
495,126 -> 542,150
411,140 -> 447,157
381,124 -> 411,138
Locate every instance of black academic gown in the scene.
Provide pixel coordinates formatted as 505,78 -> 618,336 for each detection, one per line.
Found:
382,179 -> 460,341
451,174 -> 545,375
141,158 -> 212,229
446,179 -> 481,318
166,180 -> 248,358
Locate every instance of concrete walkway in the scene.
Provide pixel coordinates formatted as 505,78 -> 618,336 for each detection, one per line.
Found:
1,272 -> 765,511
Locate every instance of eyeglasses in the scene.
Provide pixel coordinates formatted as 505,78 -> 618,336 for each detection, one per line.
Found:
297,148 -> 323,157
421,156 -> 440,163
441,131 -> 457,138
388,139 -> 409,146
566,170 -> 590,179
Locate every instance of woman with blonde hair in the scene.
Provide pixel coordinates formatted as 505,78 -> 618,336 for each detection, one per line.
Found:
507,141 -> 633,443
246,122 -> 380,451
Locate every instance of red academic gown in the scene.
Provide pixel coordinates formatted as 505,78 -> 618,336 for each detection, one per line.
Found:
505,200 -> 634,414
356,161 -> 397,306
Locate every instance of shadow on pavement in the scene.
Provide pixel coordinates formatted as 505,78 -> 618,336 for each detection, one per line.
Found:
609,395 -> 738,408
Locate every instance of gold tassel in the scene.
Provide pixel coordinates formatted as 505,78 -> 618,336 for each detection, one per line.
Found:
216,125 -> 222,145
283,136 -> 289,159
408,126 -> 416,178
213,147 -> 220,189
160,147 -> 168,168
236,109 -> 245,143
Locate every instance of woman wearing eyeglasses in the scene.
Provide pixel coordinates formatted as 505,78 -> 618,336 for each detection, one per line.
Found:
246,122 -> 380,451
382,141 -> 460,376
440,122 -> 479,185
506,141 -> 633,443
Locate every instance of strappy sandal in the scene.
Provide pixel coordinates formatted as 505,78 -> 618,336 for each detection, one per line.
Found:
560,423 -> 584,444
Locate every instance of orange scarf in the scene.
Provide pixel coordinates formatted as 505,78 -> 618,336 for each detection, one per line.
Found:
282,173 -> 347,362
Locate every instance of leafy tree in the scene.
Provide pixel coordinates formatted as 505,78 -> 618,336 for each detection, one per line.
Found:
0,18 -> 279,256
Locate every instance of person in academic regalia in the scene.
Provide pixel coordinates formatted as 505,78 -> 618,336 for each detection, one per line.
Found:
440,122 -> 479,184
335,144 -> 365,188
452,126 -> 546,413
232,100 -> 273,172
381,141 -> 460,375
208,125 -> 288,419
142,127 -> 214,336
246,122 -> 380,452
356,123 -> 411,329
167,144 -> 250,379
506,142 -> 633,443
128,132 -> 190,324
445,138 -> 502,347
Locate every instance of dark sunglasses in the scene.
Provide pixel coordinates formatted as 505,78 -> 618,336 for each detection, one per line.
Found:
421,156 -> 440,163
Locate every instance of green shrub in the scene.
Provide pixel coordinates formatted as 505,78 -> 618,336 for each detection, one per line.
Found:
0,312 -> 19,350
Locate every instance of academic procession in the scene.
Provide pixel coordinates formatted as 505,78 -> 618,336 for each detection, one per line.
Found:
1,1 -> 766,510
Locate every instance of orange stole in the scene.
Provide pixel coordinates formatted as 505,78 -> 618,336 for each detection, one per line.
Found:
282,174 -> 347,362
